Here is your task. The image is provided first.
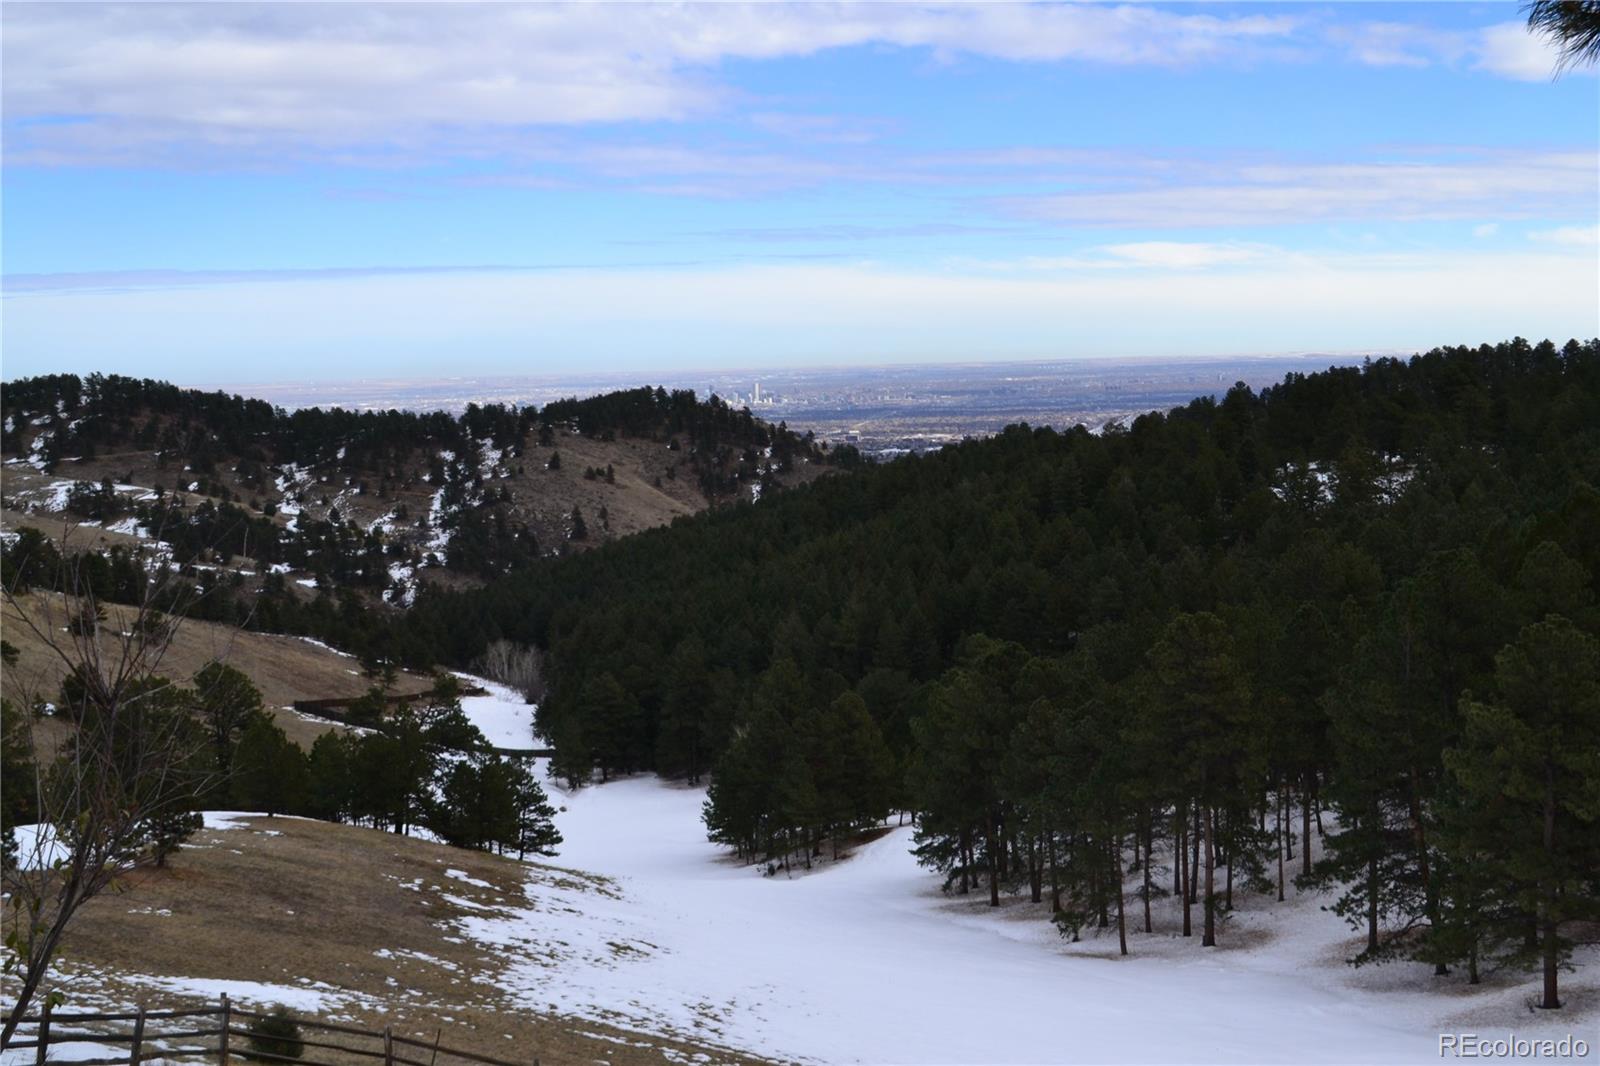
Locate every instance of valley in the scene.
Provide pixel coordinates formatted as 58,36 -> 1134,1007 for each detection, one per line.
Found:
13,776 -> 1594,1064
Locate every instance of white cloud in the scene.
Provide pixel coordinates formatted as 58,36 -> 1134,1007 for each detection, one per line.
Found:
1472,223 -> 1500,238
1,3 -> 1299,166
1528,224 -> 1600,246
1331,18 -> 1577,81
1474,21 -> 1563,81
1331,21 -> 1461,69
1003,152 -> 1597,227
954,241 -> 1276,272
1098,242 -> 1269,269
6,250 -> 1595,381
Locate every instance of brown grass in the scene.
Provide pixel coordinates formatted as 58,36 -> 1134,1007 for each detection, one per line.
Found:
1,592 -> 432,751
31,815 -> 775,1066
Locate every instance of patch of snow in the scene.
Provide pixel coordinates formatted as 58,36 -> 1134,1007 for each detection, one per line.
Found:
202,811 -> 315,831
424,485 -> 452,563
386,560 -> 417,606
9,822 -> 69,869
127,974 -> 377,1014
444,868 -> 493,889
453,673 -> 537,750
1,1038 -> 125,1063
293,636 -> 354,659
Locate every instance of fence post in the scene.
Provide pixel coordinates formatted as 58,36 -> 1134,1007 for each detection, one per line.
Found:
33,999 -> 51,1066
219,993 -> 231,1064
384,1024 -> 394,1066
128,1005 -> 145,1065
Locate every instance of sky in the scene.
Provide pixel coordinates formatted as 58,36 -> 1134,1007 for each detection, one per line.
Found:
2,1 -> 1597,384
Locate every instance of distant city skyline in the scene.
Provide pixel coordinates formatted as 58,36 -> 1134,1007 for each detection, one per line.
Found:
3,2 -> 1596,382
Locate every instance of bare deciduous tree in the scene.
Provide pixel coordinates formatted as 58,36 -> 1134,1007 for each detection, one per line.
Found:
1,529 -> 223,1048
474,639 -> 546,706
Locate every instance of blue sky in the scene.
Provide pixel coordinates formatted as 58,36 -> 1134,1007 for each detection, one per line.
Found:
2,2 -> 1596,384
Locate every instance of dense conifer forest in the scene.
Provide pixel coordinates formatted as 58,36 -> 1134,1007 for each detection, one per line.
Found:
385,337 -> 1600,1003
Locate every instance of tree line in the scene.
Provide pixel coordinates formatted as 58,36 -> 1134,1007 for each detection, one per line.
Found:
1,657 -> 562,871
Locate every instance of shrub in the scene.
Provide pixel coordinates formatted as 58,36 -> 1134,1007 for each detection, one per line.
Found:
246,1005 -> 304,1060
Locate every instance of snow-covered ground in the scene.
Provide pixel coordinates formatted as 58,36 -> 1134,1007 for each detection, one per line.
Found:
7,784 -> 1590,1062
451,774 -> 1595,1064
452,674 -> 537,750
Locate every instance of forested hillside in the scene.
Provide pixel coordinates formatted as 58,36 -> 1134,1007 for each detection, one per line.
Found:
1,375 -> 846,621
385,337 -> 1599,1003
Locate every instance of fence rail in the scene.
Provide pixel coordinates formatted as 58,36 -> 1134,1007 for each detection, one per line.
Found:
2,996 -> 537,1066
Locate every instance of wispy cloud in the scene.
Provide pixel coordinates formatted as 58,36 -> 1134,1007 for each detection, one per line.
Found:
1330,18 -> 1575,81
2,266 -> 536,295
0,3 -> 1303,167
686,223 -> 1013,244
951,241 -> 1278,272
1528,224 -> 1600,246
1000,152 -> 1597,228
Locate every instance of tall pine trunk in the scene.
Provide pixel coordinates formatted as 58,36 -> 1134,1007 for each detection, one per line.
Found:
1366,853 -> 1380,954
1142,817 -> 1153,933
1189,805 -> 1201,905
1301,771 -> 1313,876
1202,804 -> 1217,947
1540,764 -> 1560,1009
1048,832 -> 1062,913
1224,811 -> 1233,912
1113,834 -> 1127,956
985,813 -> 1000,908
1276,781 -> 1285,902
1180,813 -> 1192,938
1407,765 -> 1447,976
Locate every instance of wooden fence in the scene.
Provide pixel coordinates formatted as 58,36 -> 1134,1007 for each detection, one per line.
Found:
3,995 -> 538,1066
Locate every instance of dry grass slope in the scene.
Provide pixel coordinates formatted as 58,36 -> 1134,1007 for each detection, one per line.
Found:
39,815 -> 773,1066
1,592 -> 433,751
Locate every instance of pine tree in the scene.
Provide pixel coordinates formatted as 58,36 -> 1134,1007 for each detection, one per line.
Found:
510,758 -> 563,858
305,732 -> 355,822
231,717 -> 308,817
1444,617 -> 1600,1009
194,661 -> 265,775
1147,613 -> 1255,947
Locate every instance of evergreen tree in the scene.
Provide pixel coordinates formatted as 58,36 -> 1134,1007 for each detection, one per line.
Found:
510,758 -> 563,858
1147,613 -> 1255,947
1444,617 -> 1600,1009
305,731 -> 356,822
194,660 -> 266,775
231,717 -> 308,817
